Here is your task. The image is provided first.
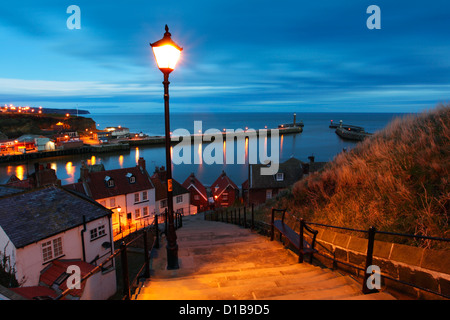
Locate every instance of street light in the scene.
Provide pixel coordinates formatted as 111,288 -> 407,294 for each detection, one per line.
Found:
150,25 -> 183,270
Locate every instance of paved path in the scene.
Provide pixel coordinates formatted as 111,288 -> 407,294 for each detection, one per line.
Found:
134,213 -> 395,300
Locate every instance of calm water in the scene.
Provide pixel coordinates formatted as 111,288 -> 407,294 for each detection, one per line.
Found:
0,112 -> 407,187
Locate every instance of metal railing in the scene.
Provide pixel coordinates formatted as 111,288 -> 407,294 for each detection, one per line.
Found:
205,206 -> 450,299
54,211 -> 183,300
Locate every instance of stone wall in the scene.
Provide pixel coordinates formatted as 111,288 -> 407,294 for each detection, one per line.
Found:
311,226 -> 450,299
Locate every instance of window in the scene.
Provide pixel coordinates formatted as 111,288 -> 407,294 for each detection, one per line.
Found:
90,225 -> 106,241
135,208 -> 141,219
194,195 -> 200,201
126,173 -> 135,183
109,198 -> 115,207
134,193 -> 140,203
143,207 -> 149,217
276,173 -> 284,181
105,176 -> 114,187
266,189 -> 272,200
160,199 -> 167,208
142,191 -> 148,201
42,237 -> 63,263
176,195 -> 183,203
222,192 -> 228,201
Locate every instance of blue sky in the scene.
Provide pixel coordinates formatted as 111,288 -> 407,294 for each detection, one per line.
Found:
0,0 -> 449,113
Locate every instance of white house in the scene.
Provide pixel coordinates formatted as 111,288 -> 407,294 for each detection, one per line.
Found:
150,166 -> 195,216
0,185 -> 116,300
64,158 -> 156,235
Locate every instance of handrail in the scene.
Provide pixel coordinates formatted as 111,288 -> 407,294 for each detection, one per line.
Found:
205,206 -> 450,299
54,213 -> 164,300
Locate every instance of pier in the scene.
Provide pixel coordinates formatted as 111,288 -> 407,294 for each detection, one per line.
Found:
0,125 -> 302,164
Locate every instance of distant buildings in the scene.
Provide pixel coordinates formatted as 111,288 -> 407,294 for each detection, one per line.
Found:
242,157 -> 327,205
151,166 -> 194,216
211,171 -> 239,208
64,158 -> 156,235
182,173 -> 209,213
0,185 -> 116,300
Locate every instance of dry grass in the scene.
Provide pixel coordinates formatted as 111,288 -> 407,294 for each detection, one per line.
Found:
269,105 -> 450,248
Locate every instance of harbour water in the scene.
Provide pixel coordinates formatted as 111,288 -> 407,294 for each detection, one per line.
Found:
0,112 -> 407,187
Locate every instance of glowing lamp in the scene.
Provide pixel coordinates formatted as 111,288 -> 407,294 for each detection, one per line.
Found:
150,25 -> 183,74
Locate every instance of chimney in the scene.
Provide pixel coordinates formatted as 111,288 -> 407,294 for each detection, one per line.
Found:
79,161 -> 89,182
308,155 -> 315,163
138,157 -> 146,170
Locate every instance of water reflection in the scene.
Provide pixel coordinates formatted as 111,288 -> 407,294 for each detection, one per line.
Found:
0,131 -> 357,187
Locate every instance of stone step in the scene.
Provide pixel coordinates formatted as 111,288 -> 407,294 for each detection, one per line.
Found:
136,272 -> 357,300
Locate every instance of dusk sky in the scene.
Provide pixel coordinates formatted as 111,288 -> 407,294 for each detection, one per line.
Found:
0,0 -> 449,114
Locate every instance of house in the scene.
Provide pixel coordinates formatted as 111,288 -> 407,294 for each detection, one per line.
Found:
6,163 -> 61,189
105,126 -> 130,138
17,134 -> 55,152
64,158 -> 155,236
242,157 -> 303,205
181,173 -> 208,213
242,157 -> 328,205
0,185 -> 116,300
210,171 -> 239,208
151,166 -> 194,216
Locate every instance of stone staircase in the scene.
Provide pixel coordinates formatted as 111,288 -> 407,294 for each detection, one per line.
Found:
133,213 -> 395,300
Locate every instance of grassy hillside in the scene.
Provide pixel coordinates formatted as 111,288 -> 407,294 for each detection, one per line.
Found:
265,105 -> 449,248
0,113 -> 96,138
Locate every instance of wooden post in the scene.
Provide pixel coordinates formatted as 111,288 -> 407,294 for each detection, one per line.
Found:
120,242 -> 131,299
238,208 -> 241,226
299,219 -> 305,263
270,208 -> 275,241
363,226 -> 377,294
143,228 -> 150,279
251,203 -> 254,230
155,214 -> 160,249
243,206 -> 247,228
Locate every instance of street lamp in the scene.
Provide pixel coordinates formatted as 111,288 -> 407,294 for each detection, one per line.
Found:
150,25 -> 183,270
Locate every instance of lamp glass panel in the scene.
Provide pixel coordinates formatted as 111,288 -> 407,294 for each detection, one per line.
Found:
152,45 -> 181,70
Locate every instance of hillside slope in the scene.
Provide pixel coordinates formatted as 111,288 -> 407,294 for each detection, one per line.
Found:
270,105 -> 449,247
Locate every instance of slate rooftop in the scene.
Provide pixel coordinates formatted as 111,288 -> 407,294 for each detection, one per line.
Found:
0,185 -> 112,248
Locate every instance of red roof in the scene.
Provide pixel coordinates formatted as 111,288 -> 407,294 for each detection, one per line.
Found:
9,259 -> 96,300
211,171 -> 238,197
65,166 -> 154,200
182,173 -> 208,201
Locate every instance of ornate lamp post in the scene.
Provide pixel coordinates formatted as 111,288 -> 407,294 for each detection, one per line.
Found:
150,25 -> 183,269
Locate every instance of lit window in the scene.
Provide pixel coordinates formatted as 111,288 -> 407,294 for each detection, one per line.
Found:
135,208 -> 141,219
143,207 -> 149,217
276,173 -> 284,181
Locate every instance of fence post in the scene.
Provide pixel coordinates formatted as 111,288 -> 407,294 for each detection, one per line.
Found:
363,226 -> 377,294
165,208 -> 168,235
299,219 -> 305,263
270,208 -> 274,241
143,228 -> 150,279
238,208 -> 241,226
179,212 -> 183,228
251,203 -> 254,230
243,206 -> 247,228
120,241 -> 131,300
155,214 -> 160,249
